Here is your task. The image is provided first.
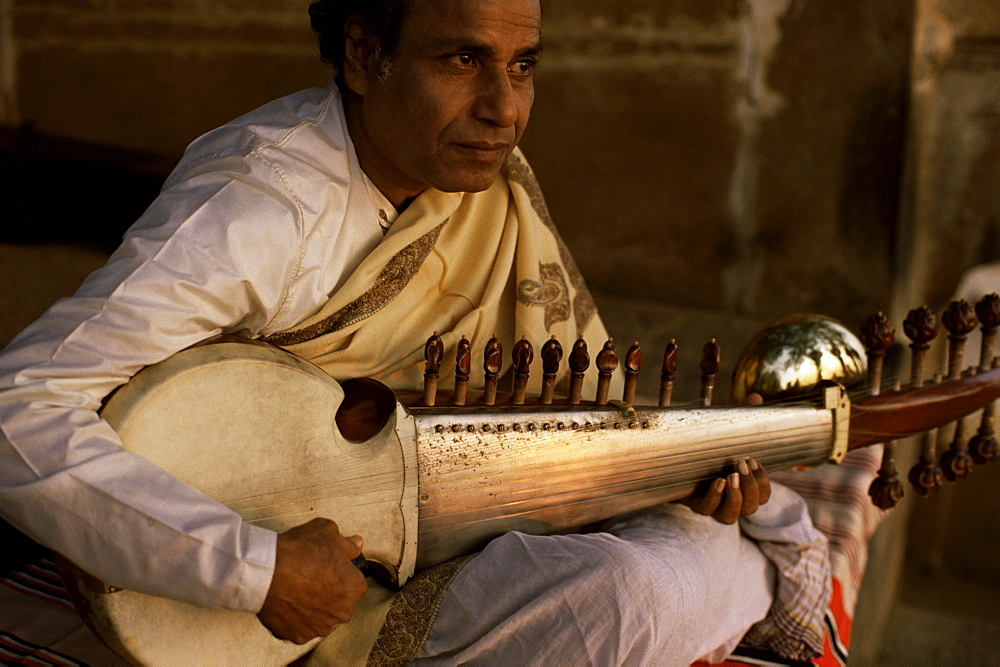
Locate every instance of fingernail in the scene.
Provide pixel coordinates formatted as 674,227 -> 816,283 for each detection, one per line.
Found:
738,460 -> 750,476
748,458 -> 759,471
713,478 -> 726,493
729,472 -> 740,489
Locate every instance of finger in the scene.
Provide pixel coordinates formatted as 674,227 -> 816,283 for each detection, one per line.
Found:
345,534 -> 364,553
748,458 -> 771,504
738,459 -> 760,515
713,472 -> 742,524
740,392 -> 764,406
689,477 -> 726,516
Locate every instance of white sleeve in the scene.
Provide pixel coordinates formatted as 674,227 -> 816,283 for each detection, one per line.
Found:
0,162 -> 308,612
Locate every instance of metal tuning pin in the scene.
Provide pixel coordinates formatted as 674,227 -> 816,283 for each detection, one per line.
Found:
658,339 -> 679,407
539,336 -> 563,405
969,295 -> 1000,464
422,332 -> 444,407
622,342 -> 642,404
595,339 -> 618,404
482,336 -> 503,406
567,337 -> 590,405
452,336 -> 471,406
940,300 -> 978,481
699,339 -> 721,407
861,312 -> 903,509
511,337 -> 534,405
903,307 -> 943,495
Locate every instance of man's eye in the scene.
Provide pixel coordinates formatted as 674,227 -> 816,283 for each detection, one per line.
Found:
509,59 -> 537,75
449,53 -> 476,66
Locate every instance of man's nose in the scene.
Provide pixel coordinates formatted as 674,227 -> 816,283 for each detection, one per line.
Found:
474,68 -> 520,128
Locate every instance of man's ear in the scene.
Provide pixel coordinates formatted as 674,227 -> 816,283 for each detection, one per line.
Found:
342,16 -> 375,96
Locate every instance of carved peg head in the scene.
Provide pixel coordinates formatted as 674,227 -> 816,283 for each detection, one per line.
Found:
541,336 -> 563,375
860,311 -> 895,353
903,306 -> 939,348
942,299 -> 978,340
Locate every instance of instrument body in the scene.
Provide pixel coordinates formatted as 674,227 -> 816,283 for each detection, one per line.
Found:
63,341 -> 845,665
62,333 -> 1000,665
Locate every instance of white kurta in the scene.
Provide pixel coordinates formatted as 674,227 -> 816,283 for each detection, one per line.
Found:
0,81 -> 828,664
0,82 -> 396,612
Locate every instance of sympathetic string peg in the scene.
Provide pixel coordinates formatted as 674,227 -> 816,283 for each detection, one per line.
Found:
567,338 -> 589,405
862,312 -> 903,508
423,332 -> 444,406
453,336 -> 471,406
700,338 -> 721,407
595,339 -> 618,404
658,339 -> 679,407
539,336 -> 562,405
482,336 -> 502,406
622,342 -> 642,404
511,337 -> 534,405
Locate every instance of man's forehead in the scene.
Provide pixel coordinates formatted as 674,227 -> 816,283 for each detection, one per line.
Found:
402,0 -> 542,50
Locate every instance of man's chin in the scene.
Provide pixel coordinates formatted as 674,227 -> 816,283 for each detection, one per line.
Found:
435,168 -> 506,195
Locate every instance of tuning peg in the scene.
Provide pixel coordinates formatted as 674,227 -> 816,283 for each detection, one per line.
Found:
942,299 -> 978,380
860,312 -> 895,394
862,312 -> 903,508
975,293 -> 1000,371
935,300 -> 980,481
869,451 -> 905,509
908,374 -> 945,496
700,339 -> 721,406
567,338 -> 589,405
622,342 -> 642,404
595,339 -> 618,404
969,363 -> 998,465
453,336 -> 471,406
422,332 -> 444,406
511,337 -> 533,405
903,306 -> 939,388
909,445 -> 946,497
969,296 -> 1000,464
539,336 -> 562,405
658,340 -> 679,407
482,336 -> 502,406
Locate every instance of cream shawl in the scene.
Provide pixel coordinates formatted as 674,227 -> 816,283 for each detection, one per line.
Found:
263,150 -> 617,402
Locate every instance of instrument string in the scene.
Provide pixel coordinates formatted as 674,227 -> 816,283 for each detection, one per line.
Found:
225,414 -> 832,528
214,356 -> 988,528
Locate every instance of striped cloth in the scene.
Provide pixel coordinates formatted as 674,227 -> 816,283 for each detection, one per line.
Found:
0,557 -> 126,666
697,446 -> 885,666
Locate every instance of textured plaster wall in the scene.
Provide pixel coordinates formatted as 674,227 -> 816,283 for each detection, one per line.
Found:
2,0 -> 921,328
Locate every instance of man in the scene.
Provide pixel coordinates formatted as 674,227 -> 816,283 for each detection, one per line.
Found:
0,0 -> 829,663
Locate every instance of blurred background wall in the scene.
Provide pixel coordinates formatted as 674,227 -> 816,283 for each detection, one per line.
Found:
1,0 -> 998,662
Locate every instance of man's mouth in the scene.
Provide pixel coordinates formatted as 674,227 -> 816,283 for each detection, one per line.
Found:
455,142 -> 510,163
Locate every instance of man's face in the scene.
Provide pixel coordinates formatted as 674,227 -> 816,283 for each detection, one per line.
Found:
347,0 -> 542,206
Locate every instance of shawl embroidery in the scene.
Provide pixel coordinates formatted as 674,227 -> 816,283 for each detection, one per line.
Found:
262,222 -> 446,346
